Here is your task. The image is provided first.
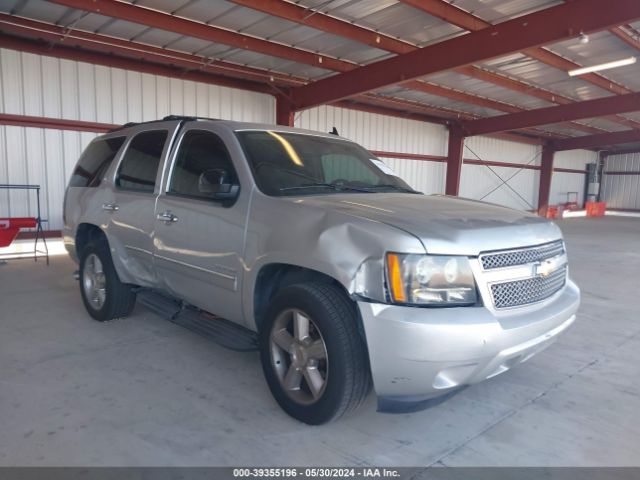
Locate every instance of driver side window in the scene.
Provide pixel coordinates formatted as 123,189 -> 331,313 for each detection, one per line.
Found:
169,130 -> 238,200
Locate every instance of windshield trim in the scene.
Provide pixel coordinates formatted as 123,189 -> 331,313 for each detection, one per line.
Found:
234,128 -> 358,143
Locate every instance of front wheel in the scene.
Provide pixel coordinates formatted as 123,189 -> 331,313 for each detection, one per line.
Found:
79,240 -> 136,321
259,283 -> 371,424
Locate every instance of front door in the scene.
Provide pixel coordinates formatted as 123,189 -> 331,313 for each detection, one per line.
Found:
153,125 -> 248,324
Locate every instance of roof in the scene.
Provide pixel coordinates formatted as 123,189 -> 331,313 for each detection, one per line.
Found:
1,0 -> 639,152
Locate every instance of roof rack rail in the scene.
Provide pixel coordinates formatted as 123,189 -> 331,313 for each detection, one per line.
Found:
107,115 -> 219,133
162,115 -> 220,122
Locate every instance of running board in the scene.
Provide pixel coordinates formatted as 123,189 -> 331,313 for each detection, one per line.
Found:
137,290 -> 258,352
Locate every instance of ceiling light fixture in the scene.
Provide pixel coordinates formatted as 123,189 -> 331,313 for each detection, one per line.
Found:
568,56 -> 637,76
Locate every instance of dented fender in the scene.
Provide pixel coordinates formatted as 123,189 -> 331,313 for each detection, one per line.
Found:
241,190 -> 426,329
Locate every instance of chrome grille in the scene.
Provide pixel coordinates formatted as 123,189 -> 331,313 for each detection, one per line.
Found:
480,240 -> 565,270
491,265 -> 567,309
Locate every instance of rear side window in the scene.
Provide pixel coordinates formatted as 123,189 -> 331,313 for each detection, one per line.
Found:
116,130 -> 168,192
69,137 -> 125,187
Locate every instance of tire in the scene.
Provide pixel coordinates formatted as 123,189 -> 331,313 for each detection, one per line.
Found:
79,239 -> 136,322
259,282 -> 371,424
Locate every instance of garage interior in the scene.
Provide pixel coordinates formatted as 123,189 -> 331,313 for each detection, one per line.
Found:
1,0 -> 640,468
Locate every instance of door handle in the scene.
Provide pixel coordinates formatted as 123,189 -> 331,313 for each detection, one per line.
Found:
156,211 -> 179,223
102,203 -> 119,212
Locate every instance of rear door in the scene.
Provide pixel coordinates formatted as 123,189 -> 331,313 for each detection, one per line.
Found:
104,122 -> 181,287
153,124 -> 249,324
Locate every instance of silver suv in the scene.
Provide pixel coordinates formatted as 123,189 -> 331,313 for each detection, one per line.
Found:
63,116 -> 580,424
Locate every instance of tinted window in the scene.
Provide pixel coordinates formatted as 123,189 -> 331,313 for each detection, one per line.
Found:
236,130 -> 414,196
169,130 -> 238,199
322,154 -> 380,184
116,130 -> 168,192
69,137 -> 125,187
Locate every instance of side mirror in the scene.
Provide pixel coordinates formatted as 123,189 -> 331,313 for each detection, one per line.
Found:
198,168 -> 239,200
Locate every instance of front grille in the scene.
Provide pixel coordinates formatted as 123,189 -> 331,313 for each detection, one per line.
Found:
480,240 -> 565,270
491,265 -> 567,309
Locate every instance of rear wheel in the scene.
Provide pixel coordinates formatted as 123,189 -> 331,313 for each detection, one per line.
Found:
259,283 -> 371,424
79,240 -> 136,321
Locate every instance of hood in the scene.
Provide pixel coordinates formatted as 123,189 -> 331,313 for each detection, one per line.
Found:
286,193 -> 562,256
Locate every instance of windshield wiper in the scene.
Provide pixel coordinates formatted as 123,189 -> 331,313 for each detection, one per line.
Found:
279,183 -> 372,193
359,184 -> 419,193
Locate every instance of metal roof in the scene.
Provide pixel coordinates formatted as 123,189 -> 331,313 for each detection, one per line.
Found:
0,0 -> 639,149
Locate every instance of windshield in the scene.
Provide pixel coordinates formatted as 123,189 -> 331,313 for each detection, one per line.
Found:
236,130 -> 417,196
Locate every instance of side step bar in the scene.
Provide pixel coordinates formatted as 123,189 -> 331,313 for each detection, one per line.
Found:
137,290 -> 258,352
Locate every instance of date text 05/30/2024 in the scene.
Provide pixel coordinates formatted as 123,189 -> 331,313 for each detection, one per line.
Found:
233,468 -> 401,478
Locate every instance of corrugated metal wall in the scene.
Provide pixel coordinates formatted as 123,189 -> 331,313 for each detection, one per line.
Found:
601,153 -> 640,209
0,48 -> 275,230
294,105 -> 448,194
462,136 -> 541,210
295,106 -> 593,211
1,47 -> 599,230
551,150 -> 595,207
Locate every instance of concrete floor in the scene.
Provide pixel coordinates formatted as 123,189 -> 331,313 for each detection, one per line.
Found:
0,217 -> 639,467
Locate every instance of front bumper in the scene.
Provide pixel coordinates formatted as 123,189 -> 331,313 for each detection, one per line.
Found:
358,279 -> 580,412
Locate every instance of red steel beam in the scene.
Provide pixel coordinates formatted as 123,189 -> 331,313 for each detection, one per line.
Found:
1,19 -> 481,133
47,0 -> 551,133
399,0 -> 488,31
228,0 -> 415,55
353,94 -> 475,122
405,80 -> 603,135
406,81 -> 522,114
276,94 -> 294,126
372,150 -> 584,173
609,26 -> 640,50
0,113 -> 116,132
400,0 -> 632,96
602,146 -> 640,156
462,92 -> 640,136
48,0 -> 357,73
554,129 -> 640,151
400,0 -> 639,128
523,47 -> 631,96
230,0 -> 604,135
3,32 -> 516,140
445,125 -> 465,196
0,34 -> 274,94
42,0 -> 598,139
0,27 -> 562,146
538,144 -> 555,216
0,14 -> 306,87
0,18 -> 482,130
331,100 -> 450,126
46,0 -> 520,132
455,65 -> 572,105
290,0 -> 640,110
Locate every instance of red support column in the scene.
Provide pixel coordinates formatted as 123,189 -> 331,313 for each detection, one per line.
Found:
276,94 -> 294,126
445,124 -> 464,196
538,144 -> 555,216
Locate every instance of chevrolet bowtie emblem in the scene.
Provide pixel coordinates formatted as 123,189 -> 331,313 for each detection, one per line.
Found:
534,259 -> 556,277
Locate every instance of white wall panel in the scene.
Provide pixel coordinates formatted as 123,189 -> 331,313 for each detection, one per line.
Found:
2,46 -> 595,231
464,136 -> 541,166
295,105 -> 447,194
550,150 -> 595,207
461,136 -> 541,210
384,157 -> 446,194
0,48 -> 275,230
460,164 -> 539,210
601,153 -> 640,210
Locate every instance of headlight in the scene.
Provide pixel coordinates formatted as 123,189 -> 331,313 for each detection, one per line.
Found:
386,253 -> 477,306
